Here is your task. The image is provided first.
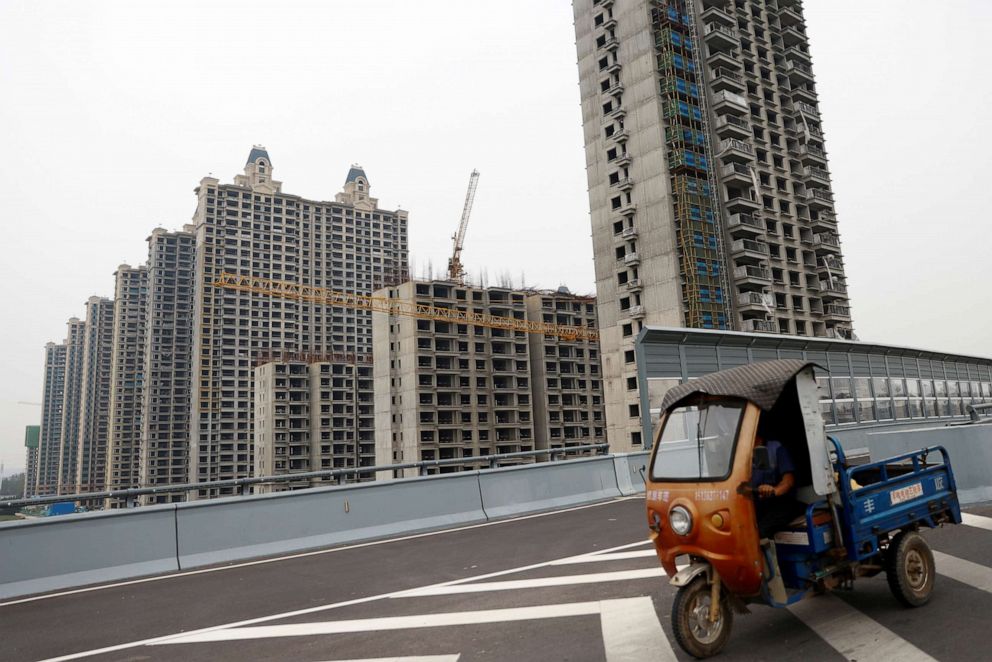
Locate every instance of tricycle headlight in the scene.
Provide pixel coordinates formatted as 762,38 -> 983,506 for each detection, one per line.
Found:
669,505 -> 692,536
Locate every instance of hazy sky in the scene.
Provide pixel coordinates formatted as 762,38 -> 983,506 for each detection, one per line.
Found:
1,1 -> 989,475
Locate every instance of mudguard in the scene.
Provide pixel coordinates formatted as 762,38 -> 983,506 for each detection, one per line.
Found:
669,562 -> 710,587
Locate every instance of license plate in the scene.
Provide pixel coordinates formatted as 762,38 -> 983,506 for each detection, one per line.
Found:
889,482 -> 923,506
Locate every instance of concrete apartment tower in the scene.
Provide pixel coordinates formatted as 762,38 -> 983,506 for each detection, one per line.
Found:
35,342 -> 67,496
573,0 -> 853,450
106,265 -> 148,505
76,296 -> 114,494
191,147 -> 408,496
57,317 -> 86,494
140,226 -> 196,503
254,360 -> 374,491
373,281 -> 605,478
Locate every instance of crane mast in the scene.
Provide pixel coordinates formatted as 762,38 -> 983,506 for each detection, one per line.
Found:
447,169 -> 480,283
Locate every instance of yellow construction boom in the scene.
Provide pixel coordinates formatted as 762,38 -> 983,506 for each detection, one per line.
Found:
212,272 -> 599,342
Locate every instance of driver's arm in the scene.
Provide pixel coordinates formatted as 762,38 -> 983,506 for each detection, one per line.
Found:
757,471 -> 795,498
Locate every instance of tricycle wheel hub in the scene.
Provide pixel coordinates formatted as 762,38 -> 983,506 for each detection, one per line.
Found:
689,594 -> 724,644
904,549 -> 929,590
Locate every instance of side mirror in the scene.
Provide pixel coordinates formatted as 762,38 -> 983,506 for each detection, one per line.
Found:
753,446 -> 771,471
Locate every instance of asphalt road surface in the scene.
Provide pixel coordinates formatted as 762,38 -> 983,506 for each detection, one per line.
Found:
2,497 -> 992,662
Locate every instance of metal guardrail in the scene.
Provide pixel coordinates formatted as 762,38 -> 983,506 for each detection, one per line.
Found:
967,403 -> 992,423
2,444 -> 610,510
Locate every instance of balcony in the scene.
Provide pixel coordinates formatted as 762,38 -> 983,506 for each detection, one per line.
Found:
730,238 -> 769,261
824,304 -> 851,319
737,291 -> 769,312
604,60 -> 622,75
707,49 -> 742,71
601,16 -> 617,31
711,90 -> 749,115
785,60 -> 814,84
620,252 -> 640,267
608,128 -> 629,144
799,143 -> 828,165
781,25 -> 807,47
813,233 -> 841,253
818,281 -> 848,300
740,318 -> 778,333
714,114 -> 751,139
611,176 -> 634,191
621,225 -> 639,239
734,265 -> 771,283
791,84 -> 818,105
710,68 -> 745,93
795,101 -> 820,119
626,305 -> 646,320
778,5 -> 804,27
720,161 -> 753,185
600,36 -> 620,52
804,165 -> 831,187
784,46 -> 811,64
811,214 -> 838,233
704,23 -> 739,49
624,278 -> 643,292
724,193 -> 761,213
616,201 -> 637,217
726,212 -> 764,236
604,81 -> 625,98
806,188 -> 834,209
717,137 -> 754,162
611,152 -> 632,167
701,5 -> 734,26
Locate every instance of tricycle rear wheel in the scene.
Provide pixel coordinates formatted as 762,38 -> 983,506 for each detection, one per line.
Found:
671,576 -> 733,659
886,530 -> 935,607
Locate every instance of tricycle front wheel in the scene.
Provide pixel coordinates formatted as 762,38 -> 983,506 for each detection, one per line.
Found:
672,576 -> 733,659
886,530 -> 935,607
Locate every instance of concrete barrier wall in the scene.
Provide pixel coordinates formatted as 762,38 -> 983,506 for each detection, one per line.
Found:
478,456 -> 622,519
613,451 -> 650,496
0,505 -> 179,600
176,472 -> 487,569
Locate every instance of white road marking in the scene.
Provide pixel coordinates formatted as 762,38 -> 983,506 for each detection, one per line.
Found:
962,512 -> 992,532
396,568 -> 666,598
312,658 -> 459,662
35,536 -> 652,662
934,550 -> 992,594
789,594 -> 936,661
158,602 -> 604,644
2,496 -> 641,608
550,549 -> 657,565
158,598 -> 676,662
600,596 -> 677,662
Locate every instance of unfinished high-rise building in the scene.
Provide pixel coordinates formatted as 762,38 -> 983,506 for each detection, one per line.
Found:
373,281 -> 605,477
573,0 -> 853,450
190,148 -> 408,496
76,296 -> 114,494
140,226 -> 196,503
106,265 -> 148,504
35,342 -> 67,496
254,359 -> 375,491
57,318 -> 85,494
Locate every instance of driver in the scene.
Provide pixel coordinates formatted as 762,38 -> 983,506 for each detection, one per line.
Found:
752,433 -> 804,539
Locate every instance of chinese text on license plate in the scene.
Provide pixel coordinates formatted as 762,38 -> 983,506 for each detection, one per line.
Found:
890,482 -> 923,506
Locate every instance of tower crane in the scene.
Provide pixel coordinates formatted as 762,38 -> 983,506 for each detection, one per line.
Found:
212,272 -> 599,342
446,169 -> 480,283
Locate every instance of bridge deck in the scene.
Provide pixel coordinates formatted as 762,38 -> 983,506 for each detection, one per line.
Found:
2,497 -> 992,661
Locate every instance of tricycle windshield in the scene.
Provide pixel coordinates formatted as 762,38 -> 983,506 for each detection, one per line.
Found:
650,400 -> 745,481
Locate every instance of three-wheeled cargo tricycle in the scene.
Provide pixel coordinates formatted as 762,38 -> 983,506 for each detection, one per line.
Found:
645,359 -> 962,658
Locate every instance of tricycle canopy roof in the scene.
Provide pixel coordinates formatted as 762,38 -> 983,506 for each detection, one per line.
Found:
659,359 -> 821,413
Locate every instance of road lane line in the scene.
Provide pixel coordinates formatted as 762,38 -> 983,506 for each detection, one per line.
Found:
156,602 -> 604,644
2,496 -> 642,608
35,535 -> 653,661
962,512 -> 992,532
313,658 -> 459,662
600,596 -> 677,662
789,594 -> 936,661
934,550 -> 992,594
396,568 -> 666,598
550,549 -> 657,565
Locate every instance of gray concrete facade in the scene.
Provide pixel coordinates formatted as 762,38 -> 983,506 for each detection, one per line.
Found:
75,297 -> 114,495
57,318 -> 85,494
35,342 -> 67,496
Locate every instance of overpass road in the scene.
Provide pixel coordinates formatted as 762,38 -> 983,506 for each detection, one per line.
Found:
3,497 -> 992,662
